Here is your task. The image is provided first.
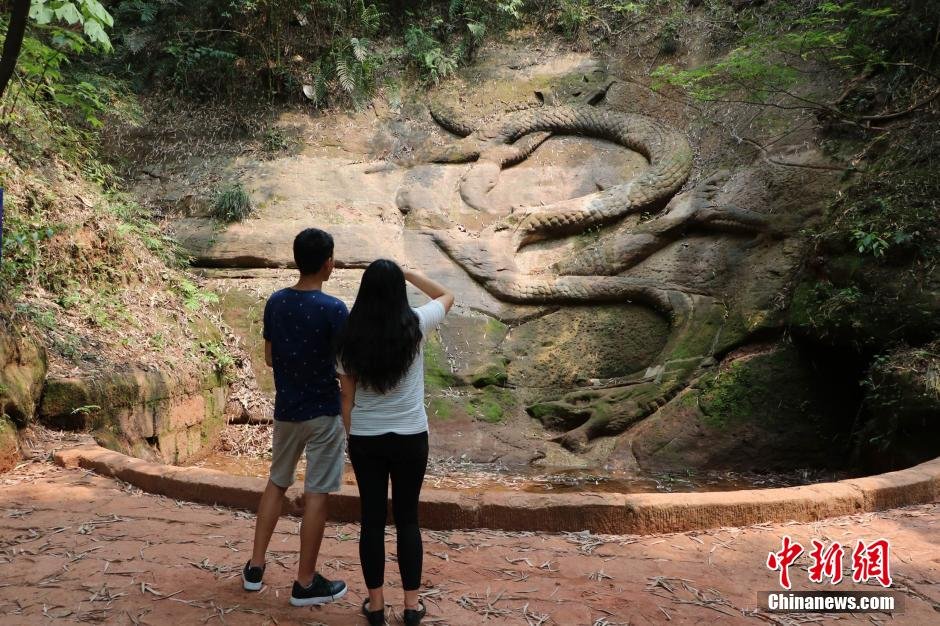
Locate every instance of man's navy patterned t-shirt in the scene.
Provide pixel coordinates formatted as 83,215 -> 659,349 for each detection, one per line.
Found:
263,288 -> 348,422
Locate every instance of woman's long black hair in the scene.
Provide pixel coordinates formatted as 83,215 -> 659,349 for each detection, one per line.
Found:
336,259 -> 422,393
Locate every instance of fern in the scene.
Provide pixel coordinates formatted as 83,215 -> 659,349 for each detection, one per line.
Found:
335,58 -> 355,94
122,28 -> 152,54
350,37 -> 368,62
117,0 -> 159,23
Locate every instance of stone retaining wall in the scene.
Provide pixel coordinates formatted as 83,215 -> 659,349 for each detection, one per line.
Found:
54,444 -> 940,534
40,370 -> 227,464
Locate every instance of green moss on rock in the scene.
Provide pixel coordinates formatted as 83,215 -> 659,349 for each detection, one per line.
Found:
697,346 -> 833,431
428,396 -> 455,420
424,335 -> 457,391
469,387 -> 514,424
469,360 -> 509,388
0,318 -> 47,426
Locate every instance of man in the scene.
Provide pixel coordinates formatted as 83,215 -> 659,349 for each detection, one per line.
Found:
242,228 -> 349,606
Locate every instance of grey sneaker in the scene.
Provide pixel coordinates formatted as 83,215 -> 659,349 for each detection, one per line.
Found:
289,573 -> 347,606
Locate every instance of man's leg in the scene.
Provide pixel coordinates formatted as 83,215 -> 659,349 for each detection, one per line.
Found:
250,480 -> 287,568
294,415 -> 346,590
296,492 -> 328,586
250,421 -> 302,569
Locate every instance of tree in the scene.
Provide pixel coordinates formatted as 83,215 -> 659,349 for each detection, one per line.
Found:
0,0 -> 31,99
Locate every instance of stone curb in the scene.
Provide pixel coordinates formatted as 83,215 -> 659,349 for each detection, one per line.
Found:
53,444 -> 940,534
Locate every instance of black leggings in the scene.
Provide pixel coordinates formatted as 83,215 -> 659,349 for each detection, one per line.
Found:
348,431 -> 429,591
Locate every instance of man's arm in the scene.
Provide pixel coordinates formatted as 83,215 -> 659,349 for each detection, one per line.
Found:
338,374 -> 356,435
264,340 -> 272,367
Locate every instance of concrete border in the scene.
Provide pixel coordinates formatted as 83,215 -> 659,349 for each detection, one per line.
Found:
54,444 -> 940,534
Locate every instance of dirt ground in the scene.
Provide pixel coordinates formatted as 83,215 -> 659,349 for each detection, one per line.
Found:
1,461 -> 938,625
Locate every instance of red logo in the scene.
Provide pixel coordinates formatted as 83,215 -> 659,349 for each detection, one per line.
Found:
808,539 -> 845,585
852,539 -> 892,587
767,537 -> 892,589
767,536 -> 804,589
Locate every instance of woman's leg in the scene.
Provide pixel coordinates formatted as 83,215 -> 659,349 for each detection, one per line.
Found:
349,435 -> 391,609
389,432 -> 429,609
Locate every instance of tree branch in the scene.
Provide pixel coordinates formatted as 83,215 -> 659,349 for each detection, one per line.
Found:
0,0 -> 31,100
859,85 -> 940,122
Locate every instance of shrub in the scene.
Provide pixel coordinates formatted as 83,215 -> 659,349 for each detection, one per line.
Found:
212,183 -> 252,223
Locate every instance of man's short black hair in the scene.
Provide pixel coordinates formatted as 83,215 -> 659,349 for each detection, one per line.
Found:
293,228 -> 334,275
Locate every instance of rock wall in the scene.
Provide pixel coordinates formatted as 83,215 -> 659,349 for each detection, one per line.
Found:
621,344 -> 856,473
0,313 -> 47,472
130,47 -> 935,475
38,368 -> 228,464
852,342 -> 940,473
0,416 -> 20,473
0,317 -> 47,427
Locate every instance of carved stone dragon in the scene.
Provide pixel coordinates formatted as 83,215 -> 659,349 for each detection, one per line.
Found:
397,93 -> 778,450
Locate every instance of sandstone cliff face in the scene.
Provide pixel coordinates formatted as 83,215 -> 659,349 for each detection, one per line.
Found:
0,311 -> 47,471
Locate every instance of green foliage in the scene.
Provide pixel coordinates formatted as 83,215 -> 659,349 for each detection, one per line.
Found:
211,183 -> 253,223
606,1 -> 656,15
403,24 -> 458,84
696,348 -> 837,433
29,0 -> 115,51
851,229 -> 889,257
834,155 -> 937,262
657,8 -> 682,55
653,43 -> 800,103
106,0 -> 391,101
200,340 -> 235,380
0,181 -> 62,293
176,279 -> 220,312
305,36 -> 381,107
102,0 -> 542,102
652,1 -> 933,115
0,0 -> 119,165
261,127 -> 293,153
109,196 -> 184,268
70,404 -> 101,416
557,0 -> 591,38
163,44 -> 237,98
0,219 -> 60,291
495,0 -> 526,21
792,123 -> 940,351
428,396 -> 454,419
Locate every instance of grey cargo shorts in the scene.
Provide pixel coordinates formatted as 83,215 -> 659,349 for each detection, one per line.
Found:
269,415 -> 345,493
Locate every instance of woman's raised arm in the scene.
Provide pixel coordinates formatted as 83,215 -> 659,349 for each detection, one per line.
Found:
403,269 -> 455,313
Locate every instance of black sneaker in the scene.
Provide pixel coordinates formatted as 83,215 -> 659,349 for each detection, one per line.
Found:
362,598 -> 385,626
242,561 -> 265,591
289,573 -> 347,606
404,601 -> 427,625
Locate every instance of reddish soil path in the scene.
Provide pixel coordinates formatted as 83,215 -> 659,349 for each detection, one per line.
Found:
1,461 -> 938,625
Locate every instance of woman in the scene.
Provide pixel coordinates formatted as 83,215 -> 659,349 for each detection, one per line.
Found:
336,260 -> 454,626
